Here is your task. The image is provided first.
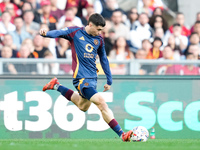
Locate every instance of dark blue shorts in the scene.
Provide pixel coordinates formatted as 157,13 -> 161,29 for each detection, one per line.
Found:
73,78 -> 98,100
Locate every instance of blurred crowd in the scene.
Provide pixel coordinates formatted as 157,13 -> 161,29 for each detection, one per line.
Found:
0,0 -> 200,75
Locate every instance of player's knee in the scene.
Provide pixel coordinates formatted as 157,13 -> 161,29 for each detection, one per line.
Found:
98,100 -> 108,112
79,107 -> 88,112
79,105 -> 89,112
91,94 -> 108,111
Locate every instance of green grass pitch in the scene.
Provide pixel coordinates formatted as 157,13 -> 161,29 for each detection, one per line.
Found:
0,139 -> 200,150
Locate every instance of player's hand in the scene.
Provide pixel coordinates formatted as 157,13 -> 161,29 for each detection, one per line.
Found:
39,28 -> 47,36
103,84 -> 111,92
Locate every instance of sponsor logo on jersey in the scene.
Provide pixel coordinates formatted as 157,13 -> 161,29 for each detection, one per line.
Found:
79,36 -> 85,41
84,53 -> 94,58
85,44 -> 94,52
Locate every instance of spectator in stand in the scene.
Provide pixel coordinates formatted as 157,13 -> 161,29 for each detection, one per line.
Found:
33,34 -> 50,58
22,10 -> 40,37
50,0 -> 64,21
39,23 -> 57,58
153,27 -> 164,40
56,38 -> 71,59
151,27 -> 165,50
58,7 -> 83,29
135,48 -> 148,75
146,37 -> 162,59
103,19 -> 112,38
135,48 -> 147,59
37,26 -> 58,74
94,0 -> 117,15
149,15 -> 168,34
164,23 -> 188,53
0,46 -> 17,74
167,35 -> 181,60
63,18 -> 74,28
166,52 -> 200,75
10,0 -> 24,9
5,2 -> 21,23
191,12 -> 200,33
101,0 -> 120,19
111,9 -> 129,40
1,34 -> 18,57
141,39 -> 152,55
22,38 -> 36,56
108,36 -> 134,75
14,44 -> 37,74
169,12 -> 191,37
193,21 -> 200,42
17,43 -> 36,58
152,7 -> 163,16
180,53 -> 200,75
137,0 -> 153,17
0,0 -> 20,20
102,19 -> 115,55
156,46 -> 174,75
125,7 -> 138,30
26,0 -> 40,10
0,11 -> 16,35
129,13 -> 153,52
39,0 -> 57,30
37,49 -> 59,75
9,17 -> 32,50
185,44 -> 200,60
21,1 -> 40,23
64,0 -> 88,18
159,45 -> 174,60
149,7 -> 164,26
80,3 -> 95,26
188,32 -> 200,47
109,36 -> 134,60
104,28 -> 116,56
57,38 -> 72,74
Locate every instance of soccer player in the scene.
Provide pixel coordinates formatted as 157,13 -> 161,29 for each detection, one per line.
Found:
40,13 -> 133,141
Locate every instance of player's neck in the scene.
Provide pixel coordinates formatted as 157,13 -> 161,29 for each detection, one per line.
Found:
85,26 -> 92,35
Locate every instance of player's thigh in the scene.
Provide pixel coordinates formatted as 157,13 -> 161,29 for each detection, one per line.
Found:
78,95 -> 92,110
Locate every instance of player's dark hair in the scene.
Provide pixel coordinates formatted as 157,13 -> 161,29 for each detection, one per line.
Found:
88,13 -> 106,27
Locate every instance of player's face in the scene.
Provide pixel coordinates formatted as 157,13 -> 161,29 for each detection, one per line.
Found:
89,23 -> 104,36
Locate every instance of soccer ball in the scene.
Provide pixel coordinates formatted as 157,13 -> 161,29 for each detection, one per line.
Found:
131,126 -> 149,142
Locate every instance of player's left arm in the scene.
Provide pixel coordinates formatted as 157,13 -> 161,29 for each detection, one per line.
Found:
97,39 -> 112,92
39,28 -> 67,38
39,27 -> 80,40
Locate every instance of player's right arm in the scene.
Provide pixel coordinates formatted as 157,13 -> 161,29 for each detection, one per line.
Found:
39,27 -> 80,40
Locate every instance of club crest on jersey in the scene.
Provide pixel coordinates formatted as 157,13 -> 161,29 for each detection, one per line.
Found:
94,39 -> 99,45
84,83 -> 89,86
85,44 -> 94,52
